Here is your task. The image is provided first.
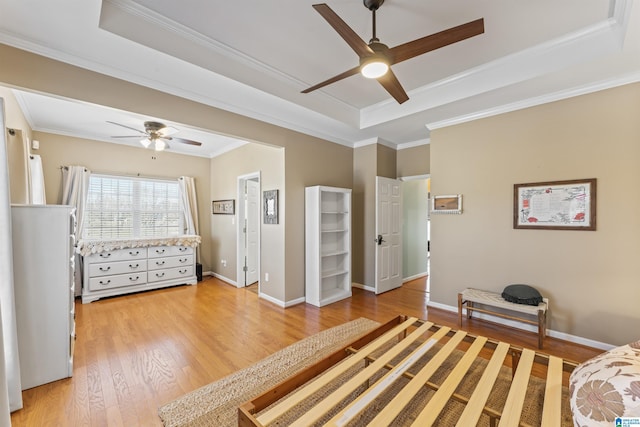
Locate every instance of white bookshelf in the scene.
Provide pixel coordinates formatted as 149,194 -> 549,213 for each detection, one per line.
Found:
305,186 -> 352,307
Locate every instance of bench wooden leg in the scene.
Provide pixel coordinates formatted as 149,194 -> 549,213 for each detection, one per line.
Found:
457,293 -> 463,327
538,309 -> 546,349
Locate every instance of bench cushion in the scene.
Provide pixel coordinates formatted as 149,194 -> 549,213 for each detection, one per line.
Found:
461,288 -> 547,315
501,284 -> 543,306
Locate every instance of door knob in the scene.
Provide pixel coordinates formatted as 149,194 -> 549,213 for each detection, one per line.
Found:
376,235 -> 385,245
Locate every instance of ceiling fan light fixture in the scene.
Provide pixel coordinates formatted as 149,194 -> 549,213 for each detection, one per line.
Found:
140,137 -> 151,148
360,55 -> 389,79
154,139 -> 167,152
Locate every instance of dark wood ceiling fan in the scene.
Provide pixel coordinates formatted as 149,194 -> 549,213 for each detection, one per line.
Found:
302,1 -> 485,104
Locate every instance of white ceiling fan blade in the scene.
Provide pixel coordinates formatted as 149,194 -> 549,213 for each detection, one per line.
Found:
158,126 -> 178,136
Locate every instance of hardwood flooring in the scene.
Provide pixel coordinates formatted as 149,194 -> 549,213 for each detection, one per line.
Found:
10,276 -> 601,426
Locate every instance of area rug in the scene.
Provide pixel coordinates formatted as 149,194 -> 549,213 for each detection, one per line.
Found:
157,317 -> 380,427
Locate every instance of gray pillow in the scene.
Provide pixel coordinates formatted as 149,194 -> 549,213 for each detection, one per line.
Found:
501,284 -> 543,306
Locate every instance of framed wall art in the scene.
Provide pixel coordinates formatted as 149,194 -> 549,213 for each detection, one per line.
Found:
431,194 -> 463,214
263,189 -> 278,224
212,199 -> 235,215
514,178 -> 596,230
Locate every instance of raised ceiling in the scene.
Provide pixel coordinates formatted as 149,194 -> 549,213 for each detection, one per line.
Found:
0,0 -> 639,157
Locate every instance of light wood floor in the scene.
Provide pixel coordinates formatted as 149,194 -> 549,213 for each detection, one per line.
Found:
11,276 -> 601,426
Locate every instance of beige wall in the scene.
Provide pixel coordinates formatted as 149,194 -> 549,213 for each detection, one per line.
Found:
353,144 -> 377,286
397,144 -> 430,177
209,143 -> 285,300
0,43 -> 354,306
0,87 -> 31,204
430,83 -> 640,346
283,138 -> 353,301
34,132 -> 213,271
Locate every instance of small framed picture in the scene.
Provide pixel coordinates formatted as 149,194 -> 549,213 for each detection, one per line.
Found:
263,190 -> 278,224
212,199 -> 235,215
431,194 -> 463,214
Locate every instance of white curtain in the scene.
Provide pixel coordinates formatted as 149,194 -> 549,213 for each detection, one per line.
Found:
61,166 -> 91,295
178,176 -> 200,262
27,154 -> 46,204
1,98 -> 23,421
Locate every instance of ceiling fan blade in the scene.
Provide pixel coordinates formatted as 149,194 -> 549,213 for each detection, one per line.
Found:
302,65 -> 361,94
111,135 -> 146,139
377,69 -> 409,104
388,18 -> 484,65
167,137 -> 202,146
106,120 -> 148,135
312,4 -> 372,58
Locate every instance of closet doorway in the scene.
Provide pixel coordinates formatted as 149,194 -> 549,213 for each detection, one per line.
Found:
236,172 -> 261,289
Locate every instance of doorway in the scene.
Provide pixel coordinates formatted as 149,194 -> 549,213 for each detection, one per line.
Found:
400,174 -> 430,295
237,172 -> 261,289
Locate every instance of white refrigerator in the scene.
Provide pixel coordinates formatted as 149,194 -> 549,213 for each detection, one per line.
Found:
11,204 -> 76,389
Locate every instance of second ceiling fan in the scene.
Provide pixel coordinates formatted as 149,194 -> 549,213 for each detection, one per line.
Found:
302,0 -> 485,104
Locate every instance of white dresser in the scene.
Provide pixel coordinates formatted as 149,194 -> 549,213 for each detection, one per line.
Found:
11,204 -> 76,389
82,241 -> 198,303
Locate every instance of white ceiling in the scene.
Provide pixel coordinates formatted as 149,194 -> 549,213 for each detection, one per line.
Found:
0,0 -> 639,157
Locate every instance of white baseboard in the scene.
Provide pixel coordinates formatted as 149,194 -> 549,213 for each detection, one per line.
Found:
403,273 -> 428,283
258,292 -> 305,308
427,301 -> 614,351
352,282 -> 375,292
210,272 -> 237,287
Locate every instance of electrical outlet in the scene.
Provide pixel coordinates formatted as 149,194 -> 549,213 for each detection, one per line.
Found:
265,273 -> 269,282
221,259 -> 227,267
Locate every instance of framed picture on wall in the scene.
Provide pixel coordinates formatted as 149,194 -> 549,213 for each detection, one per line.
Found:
263,190 -> 278,224
514,178 -> 596,230
212,199 -> 235,215
431,194 -> 462,214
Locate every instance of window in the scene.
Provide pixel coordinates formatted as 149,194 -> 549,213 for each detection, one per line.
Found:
84,174 -> 183,240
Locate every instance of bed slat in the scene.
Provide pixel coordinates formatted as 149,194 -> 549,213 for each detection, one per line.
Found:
541,355 -> 563,427
455,341 -> 510,427
363,329 -> 468,426
257,316 -> 420,425
411,335 -> 488,426
498,348 -> 536,427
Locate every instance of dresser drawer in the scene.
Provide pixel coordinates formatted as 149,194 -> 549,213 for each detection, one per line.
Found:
87,248 -> 147,263
88,272 -> 147,291
88,259 -> 147,277
148,265 -> 194,283
148,255 -> 194,271
148,245 -> 193,258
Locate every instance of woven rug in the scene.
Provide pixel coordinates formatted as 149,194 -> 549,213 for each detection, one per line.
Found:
157,317 -> 380,427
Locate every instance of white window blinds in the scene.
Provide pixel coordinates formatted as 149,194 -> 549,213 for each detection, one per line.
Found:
84,174 -> 183,240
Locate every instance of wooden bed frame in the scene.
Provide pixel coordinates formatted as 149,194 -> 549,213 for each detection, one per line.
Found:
238,315 -> 578,427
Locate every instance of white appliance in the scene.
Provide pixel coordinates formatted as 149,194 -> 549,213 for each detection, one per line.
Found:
11,204 -> 76,389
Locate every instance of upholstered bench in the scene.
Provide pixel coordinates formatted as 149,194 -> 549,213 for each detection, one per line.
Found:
458,288 -> 548,348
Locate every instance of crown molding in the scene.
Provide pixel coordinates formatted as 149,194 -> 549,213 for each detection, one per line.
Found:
426,71 -> 640,131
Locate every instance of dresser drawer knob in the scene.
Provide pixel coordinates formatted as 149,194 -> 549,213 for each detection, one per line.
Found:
179,247 -> 188,252
129,276 -> 140,282
179,258 -> 188,263
99,280 -> 111,286
155,249 -> 165,254
156,261 -> 165,266
129,250 -> 139,256
179,269 -> 187,274
99,266 -> 111,272
155,272 -> 165,278
129,263 -> 139,269
99,253 -> 111,258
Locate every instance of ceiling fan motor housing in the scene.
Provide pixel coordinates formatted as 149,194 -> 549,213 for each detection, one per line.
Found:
363,0 -> 384,11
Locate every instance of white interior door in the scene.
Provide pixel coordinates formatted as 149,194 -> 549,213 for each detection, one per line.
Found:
245,179 -> 259,285
375,176 -> 403,294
